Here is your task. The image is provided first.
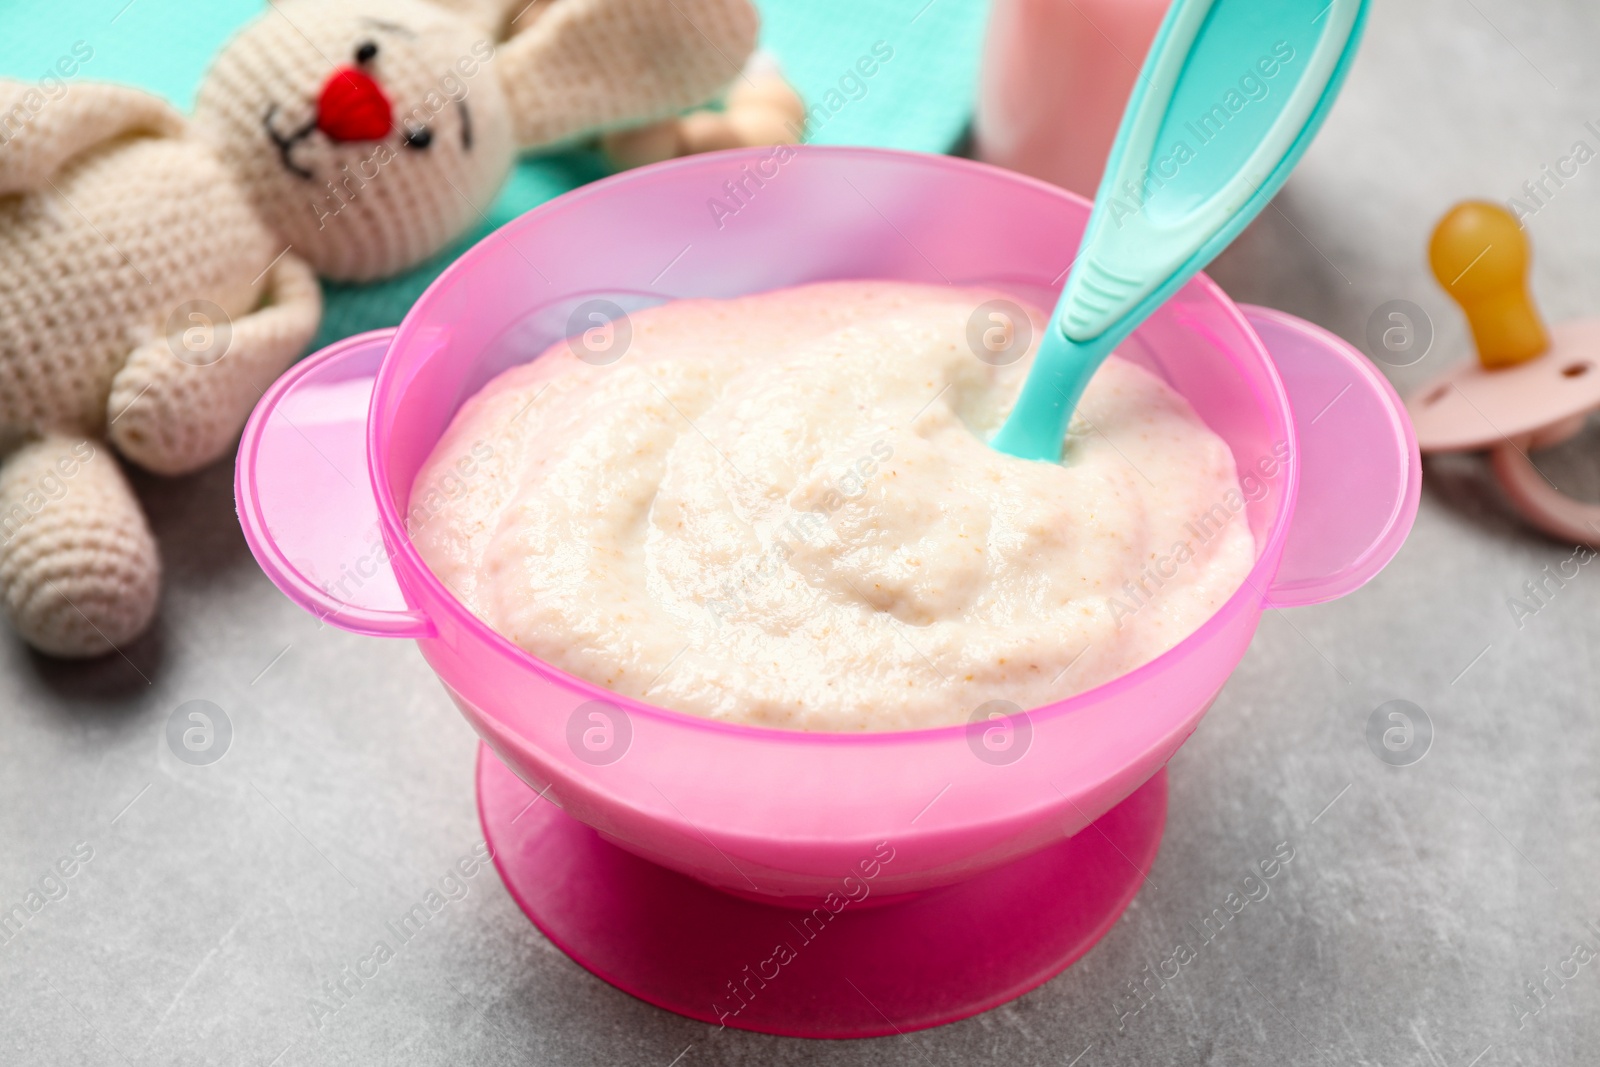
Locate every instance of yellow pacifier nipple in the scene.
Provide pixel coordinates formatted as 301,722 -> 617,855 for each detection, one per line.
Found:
1429,201 -> 1550,369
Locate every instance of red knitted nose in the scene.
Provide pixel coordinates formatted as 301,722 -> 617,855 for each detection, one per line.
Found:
316,66 -> 392,142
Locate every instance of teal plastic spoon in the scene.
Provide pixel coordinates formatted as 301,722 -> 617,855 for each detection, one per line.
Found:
989,0 -> 1370,461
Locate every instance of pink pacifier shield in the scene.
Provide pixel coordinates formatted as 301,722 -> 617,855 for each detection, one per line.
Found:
477,745 -> 1165,1038
1406,318 -> 1600,452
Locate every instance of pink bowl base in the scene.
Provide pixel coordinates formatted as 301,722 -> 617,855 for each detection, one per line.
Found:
477,744 -> 1166,1038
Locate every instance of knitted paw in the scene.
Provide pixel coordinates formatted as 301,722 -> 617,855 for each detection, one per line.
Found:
107,339 -> 242,478
0,436 -> 160,658
677,79 -> 804,153
108,252 -> 321,477
713,57 -> 807,144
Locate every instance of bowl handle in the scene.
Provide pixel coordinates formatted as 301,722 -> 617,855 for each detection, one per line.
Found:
235,329 -> 435,639
1242,306 -> 1421,608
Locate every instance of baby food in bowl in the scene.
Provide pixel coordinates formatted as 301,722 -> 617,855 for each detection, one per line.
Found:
236,146 -> 1418,1038
410,280 -> 1256,731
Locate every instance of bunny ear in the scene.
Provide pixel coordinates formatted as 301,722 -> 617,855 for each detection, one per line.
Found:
0,81 -> 184,197
412,0 -> 517,35
492,0 -> 758,148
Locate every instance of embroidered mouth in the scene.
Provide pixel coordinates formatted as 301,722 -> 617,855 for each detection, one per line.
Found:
264,105 -> 318,180
263,99 -> 461,180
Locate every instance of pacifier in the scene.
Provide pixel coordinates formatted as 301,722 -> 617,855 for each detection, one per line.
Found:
1406,201 -> 1600,544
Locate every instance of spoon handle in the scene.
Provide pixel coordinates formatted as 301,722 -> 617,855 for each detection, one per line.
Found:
992,0 -> 1369,462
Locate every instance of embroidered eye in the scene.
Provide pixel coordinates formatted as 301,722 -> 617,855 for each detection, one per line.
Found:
355,41 -> 378,64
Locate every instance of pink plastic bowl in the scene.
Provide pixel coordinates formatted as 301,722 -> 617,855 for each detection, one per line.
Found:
237,146 -> 1418,1034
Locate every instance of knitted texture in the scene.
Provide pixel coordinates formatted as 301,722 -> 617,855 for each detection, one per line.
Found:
500,0 -> 759,147
0,119 -> 288,438
0,0 -> 783,656
0,81 -> 312,657
0,436 -> 159,657
193,0 -> 517,283
0,77 -> 313,652
0,82 -> 183,197
108,254 -> 322,476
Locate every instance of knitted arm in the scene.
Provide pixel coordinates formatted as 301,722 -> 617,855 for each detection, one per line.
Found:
107,252 -> 322,477
0,80 -> 184,196
493,0 -> 759,148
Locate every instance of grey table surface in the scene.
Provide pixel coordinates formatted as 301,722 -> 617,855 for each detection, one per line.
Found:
7,1 -> 1600,1064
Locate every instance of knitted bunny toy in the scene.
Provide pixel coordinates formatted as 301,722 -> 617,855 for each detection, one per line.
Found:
0,0 -> 801,658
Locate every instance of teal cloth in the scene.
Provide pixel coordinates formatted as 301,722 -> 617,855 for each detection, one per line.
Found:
1,0 -> 987,351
